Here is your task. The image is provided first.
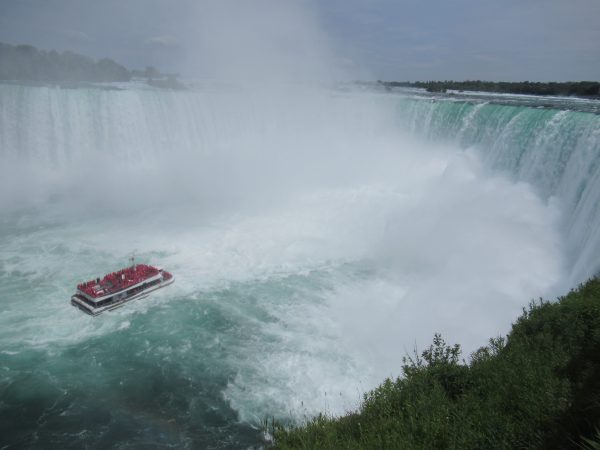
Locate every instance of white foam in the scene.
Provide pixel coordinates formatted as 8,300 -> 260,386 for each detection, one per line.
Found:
0,85 -> 567,425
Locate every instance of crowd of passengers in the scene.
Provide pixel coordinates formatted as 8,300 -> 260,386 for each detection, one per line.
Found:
77,264 -> 160,297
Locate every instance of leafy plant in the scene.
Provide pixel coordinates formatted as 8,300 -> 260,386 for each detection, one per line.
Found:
270,278 -> 600,449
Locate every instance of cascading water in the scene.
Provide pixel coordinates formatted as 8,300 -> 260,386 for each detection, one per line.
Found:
0,83 -> 597,448
391,94 -> 600,284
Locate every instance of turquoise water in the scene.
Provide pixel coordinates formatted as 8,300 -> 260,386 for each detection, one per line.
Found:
390,93 -> 600,283
0,83 -> 598,448
0,209 -> 367,448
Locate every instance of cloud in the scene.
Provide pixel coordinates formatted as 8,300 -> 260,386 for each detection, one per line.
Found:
473,54 -> 502,64
61,29 -> 91,43
0,0 -> 598,81
145,35 -> 180,47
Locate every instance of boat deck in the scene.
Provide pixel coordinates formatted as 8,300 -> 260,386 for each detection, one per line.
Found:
72,263 -> 174,316
77,264 -> 162,298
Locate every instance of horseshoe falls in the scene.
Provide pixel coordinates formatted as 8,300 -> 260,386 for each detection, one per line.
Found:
1,83 -> 599,448
393,95 -> 600,286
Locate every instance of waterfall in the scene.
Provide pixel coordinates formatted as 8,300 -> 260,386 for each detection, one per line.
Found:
1,82 -> 599,284
2,83 -> 597,447
393,96 -> 600,284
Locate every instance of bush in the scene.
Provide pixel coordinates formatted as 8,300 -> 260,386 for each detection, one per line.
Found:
270,278 -> 600,449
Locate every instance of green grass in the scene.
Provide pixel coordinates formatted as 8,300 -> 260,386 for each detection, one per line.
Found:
269,278 -> 600,449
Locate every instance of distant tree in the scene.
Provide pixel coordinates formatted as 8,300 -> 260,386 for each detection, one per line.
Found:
377,79 -> 600,98
0,41 -> 131,82
144,65 -> 160,80
94,58 -> 130,82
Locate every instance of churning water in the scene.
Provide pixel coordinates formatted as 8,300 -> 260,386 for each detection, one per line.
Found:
1,82 -> 599,448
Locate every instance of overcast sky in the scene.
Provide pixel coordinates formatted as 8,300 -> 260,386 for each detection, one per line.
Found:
0,0 -> 599,81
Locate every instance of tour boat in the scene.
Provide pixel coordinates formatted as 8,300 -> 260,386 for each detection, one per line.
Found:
71,260 -> 174,316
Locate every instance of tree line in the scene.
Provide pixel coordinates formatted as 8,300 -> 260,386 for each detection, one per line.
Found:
0,42 -> 131,83
379,80 -> 600,97
0,42 -> 185,87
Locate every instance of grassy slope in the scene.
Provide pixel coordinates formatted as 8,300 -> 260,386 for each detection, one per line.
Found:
271,278 -> 600,449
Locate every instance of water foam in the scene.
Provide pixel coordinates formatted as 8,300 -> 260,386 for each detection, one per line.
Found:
0,84 -> 582,428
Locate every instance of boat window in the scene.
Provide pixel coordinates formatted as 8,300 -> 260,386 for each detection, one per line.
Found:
96,296 -> 114,307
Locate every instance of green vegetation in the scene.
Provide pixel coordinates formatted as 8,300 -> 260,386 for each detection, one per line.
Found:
0,42 -> 131,82
0,43 -> 185,88
270,278 -> 600,449
379,80 -> 600,98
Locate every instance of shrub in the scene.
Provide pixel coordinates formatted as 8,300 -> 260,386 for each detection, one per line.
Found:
270,278 -> 600,449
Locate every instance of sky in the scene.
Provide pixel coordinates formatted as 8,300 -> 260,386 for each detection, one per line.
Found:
0,0 -> 599,82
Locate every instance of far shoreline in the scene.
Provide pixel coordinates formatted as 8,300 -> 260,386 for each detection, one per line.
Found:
374,80 -> 600,99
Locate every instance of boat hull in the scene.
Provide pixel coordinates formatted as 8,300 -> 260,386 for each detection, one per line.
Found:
71,276 -> 175,316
